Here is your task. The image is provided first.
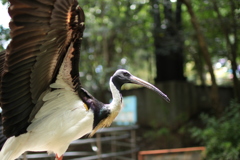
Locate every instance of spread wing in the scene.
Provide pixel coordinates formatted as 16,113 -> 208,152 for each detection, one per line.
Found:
0,0 -> 85,137
0,122 -> 7,150
0,50 -> 8,149
0,50 -> 5,77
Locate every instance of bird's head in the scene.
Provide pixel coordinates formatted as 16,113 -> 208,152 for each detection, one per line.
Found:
111,69 -> 170,102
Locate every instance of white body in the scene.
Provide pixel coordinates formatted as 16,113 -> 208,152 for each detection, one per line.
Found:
0,48 -> 97,159
0,79 -> 94,160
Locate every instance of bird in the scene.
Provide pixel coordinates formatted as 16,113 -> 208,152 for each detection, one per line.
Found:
0,0 -> 170,160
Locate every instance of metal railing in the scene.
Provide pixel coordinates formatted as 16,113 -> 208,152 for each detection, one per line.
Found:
20,125 -> 139,160
138,147 -> 205,160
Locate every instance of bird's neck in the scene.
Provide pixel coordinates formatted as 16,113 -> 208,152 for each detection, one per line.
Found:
109,78 -> 122,108
105,78 -> 123,125
89,79 -> 122,137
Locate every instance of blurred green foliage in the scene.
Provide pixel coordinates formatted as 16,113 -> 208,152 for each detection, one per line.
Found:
190,101 -> 240,160
183,0 -> 240,86
77,0 -> 239,91
1,0 -> 7,4
144,127 -> 170,139
0,26 -> 9,51
78,0 -> 155,93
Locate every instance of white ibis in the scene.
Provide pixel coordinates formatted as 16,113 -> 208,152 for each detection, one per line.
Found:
0,0 -> 170,160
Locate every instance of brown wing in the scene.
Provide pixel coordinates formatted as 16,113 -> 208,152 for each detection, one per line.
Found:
0,50 -> 5,80
0,112 -> 7,151
0,0 -> 85,137
0,51 -> 8,149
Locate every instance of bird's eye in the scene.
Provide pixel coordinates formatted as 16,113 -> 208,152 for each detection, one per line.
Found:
123,72 -> 130,77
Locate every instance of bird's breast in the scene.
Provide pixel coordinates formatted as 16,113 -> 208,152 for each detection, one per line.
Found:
25,82 -> 94,154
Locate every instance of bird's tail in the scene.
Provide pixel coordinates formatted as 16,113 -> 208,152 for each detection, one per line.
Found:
0,135 -> 26,160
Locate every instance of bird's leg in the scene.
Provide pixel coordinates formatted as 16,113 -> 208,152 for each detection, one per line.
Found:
55,154 -> 63,160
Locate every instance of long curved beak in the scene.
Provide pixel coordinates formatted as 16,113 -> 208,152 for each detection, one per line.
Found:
129,76 -> 170,103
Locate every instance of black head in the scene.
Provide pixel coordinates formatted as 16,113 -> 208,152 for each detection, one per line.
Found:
111,69 -> 132,90
111,69 -> 170,102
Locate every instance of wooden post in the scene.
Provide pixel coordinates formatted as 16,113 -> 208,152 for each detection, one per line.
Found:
131,129 -> 136,159
96,133 -> 102,160
111,132 -> 116,160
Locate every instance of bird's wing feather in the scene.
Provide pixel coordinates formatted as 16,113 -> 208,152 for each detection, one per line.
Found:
0,51 -> 5,79
0,51 -> 8,149
1,0 -> 85,137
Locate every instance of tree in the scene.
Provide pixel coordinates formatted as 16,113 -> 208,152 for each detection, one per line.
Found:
0,0 -> 10,51
0,26 -> 9,51
77,0 -> 156,97
211,0 -> 240,102
150,0 -> 185,82
179,0 -> 220,113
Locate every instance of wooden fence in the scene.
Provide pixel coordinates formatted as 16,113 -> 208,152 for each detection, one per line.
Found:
19,125 -> 139,160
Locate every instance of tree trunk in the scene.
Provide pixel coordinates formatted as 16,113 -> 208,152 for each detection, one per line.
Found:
150,0 -> 185,82
180,0 -> 220,114
212,0 -> 240,102
228,0 -> 240,102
